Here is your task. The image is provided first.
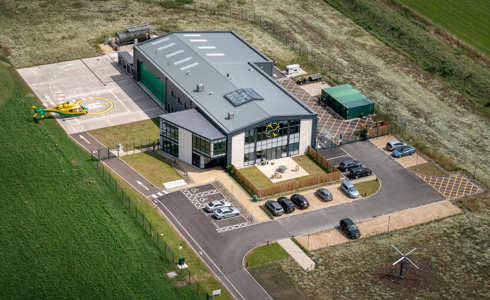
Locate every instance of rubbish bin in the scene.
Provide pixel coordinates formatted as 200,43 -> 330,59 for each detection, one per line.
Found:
178,257 -> 185,266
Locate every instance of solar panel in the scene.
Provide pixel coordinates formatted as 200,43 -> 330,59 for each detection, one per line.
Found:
224,88 -> 264,106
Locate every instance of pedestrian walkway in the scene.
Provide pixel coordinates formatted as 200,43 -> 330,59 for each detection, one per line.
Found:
277,238 -> 315,271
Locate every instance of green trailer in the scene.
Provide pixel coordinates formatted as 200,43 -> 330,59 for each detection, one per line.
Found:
321,84 -> 374,120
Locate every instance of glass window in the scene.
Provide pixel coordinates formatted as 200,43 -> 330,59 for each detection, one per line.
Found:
213,140 -> 226,156
161,122 -> 179,141
192,134 -> 211,156
161,137 -> 178,157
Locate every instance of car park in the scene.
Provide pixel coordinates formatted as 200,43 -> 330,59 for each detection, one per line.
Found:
338,160 -> 362,172
386,139 -> 407,151
277,197 -> 296,213
204,200 -> 232,213
392,145 -> 416,158
348,167 -> 372,179
315,188 -> 333,202
290,194 -> 310,209
265,200 -> 285,216
339,218 -> 361,239
340,181 -> 360,198
213,206 -> 240,220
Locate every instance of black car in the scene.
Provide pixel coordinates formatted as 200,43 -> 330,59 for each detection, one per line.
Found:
338,160 -> 362,172
290,194 -> 309,209
277,197 -> 296,213
265,200 -> 284,216
348,167 -> 372,179
315,188 -> 333,202
339,218 -> 361,239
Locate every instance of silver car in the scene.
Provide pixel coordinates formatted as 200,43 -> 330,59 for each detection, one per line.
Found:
213,206 -> 240,220
386,139 -> 407,151
340,181 -> 360,198
204,200 -> 232,213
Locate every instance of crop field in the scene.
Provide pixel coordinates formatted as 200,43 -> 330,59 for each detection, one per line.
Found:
0,62 -> 199,298
0,0 -> 488,186
400,0 -> 490,57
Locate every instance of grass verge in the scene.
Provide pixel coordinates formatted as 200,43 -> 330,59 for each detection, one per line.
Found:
245,243 -> 289,268
89,118 -> 160,148
0,60 -> 198,299
249,263 -> 306,300
121,152 -> 181,187
409,162 -> 446,177
355,179 -> 380,197
280,192 -> 490,299
107,167 -> 233,300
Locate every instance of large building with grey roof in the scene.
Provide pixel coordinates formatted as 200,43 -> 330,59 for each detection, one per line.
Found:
133,31 -> 317,168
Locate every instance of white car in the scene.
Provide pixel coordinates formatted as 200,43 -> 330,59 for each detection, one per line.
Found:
204,200 -> 231,213
386,139 -> 407,152
213,206 -> 240,220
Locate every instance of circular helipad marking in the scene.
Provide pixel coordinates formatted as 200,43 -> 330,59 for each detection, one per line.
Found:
77,96 -> 114,115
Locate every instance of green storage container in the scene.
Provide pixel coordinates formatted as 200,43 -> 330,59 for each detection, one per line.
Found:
321,84 -> 374,120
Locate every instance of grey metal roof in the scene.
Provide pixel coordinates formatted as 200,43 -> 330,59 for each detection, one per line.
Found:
160,109 -> 225,140
136,31 -> 316,134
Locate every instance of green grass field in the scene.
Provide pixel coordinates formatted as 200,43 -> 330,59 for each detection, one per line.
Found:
122,152 -> 181,187
400,0 -> 490,57
89,118 -> 160,149
0,62 -> 198,298
354,180 -> 380,197
245,243 -> 289,268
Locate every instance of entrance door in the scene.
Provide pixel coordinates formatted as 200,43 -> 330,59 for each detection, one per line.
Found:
192,153 -> 200,168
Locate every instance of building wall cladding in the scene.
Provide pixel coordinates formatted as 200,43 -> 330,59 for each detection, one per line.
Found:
231,132 -> 245,167
178,127 -> 192,165
299,119 -> 312,154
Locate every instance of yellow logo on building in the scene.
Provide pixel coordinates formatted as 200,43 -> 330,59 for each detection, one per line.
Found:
266,123 -> 280,138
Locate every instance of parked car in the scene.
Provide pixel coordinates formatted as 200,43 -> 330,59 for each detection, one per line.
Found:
392,145 -> 416,158
340,181 -> 360,198
348,167 -> 372,179
277,197 -> 296,213
339,218 -> 361,239
386,139 -> 407,151
338,160 -> 362,172
315,188 -> 333,202
204,200 -> 231,213
213,206 -> 240,220
265,200 -> 284,216
290,194 -> 310,209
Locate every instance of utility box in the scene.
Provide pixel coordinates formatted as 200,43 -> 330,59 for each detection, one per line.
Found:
321,84 -> 374,120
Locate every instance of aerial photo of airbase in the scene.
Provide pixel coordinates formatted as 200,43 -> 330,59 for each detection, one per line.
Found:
0,1 -> 488,299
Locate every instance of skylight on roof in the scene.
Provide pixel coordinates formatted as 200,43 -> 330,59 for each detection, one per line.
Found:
224,88 -> 264,107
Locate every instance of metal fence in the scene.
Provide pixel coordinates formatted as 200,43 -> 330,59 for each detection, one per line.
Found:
93,158 -> 209,299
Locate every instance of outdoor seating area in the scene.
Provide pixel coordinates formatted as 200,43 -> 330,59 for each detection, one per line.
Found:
256,157 -> 309,183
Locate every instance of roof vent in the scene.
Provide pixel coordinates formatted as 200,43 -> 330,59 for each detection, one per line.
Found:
226,112 -> 235,120
185,71 -> 191,76
196,83 -> 205,92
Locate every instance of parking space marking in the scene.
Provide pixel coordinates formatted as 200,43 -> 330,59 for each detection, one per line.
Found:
417,174 -> 481,199
216,222 -> 251,233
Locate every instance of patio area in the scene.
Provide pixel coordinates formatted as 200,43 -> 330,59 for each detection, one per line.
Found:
256,157 -> 309,183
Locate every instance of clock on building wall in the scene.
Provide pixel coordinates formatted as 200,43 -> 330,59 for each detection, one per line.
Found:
266,122 -> 280,138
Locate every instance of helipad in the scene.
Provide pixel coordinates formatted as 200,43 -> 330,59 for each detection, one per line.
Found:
18,53 -> 164,134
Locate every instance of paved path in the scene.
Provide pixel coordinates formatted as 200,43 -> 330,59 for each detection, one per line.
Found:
72,132 -> 444,300
277,239 -> 315,271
